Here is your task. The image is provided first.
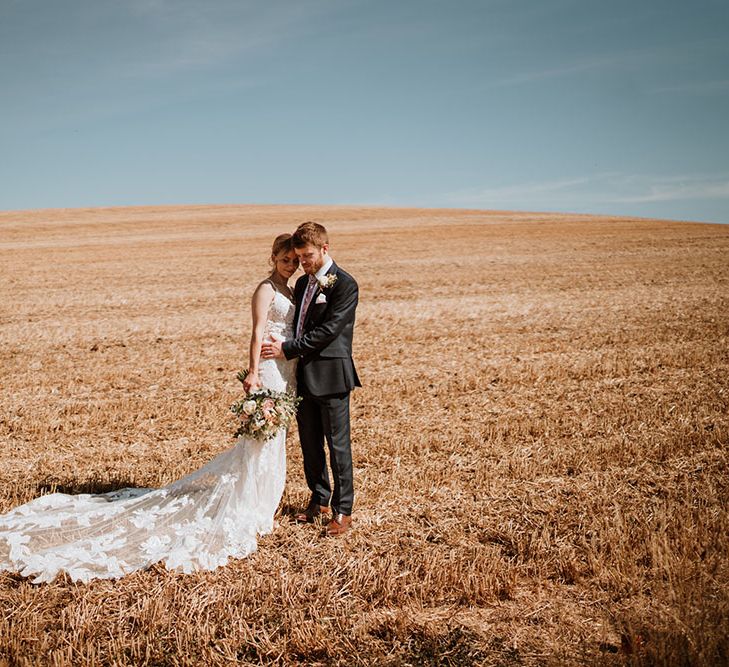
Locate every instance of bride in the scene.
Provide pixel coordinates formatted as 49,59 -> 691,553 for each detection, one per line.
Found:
0,234 -> 299,583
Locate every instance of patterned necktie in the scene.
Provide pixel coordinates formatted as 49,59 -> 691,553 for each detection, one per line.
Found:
297,274 -> 319,337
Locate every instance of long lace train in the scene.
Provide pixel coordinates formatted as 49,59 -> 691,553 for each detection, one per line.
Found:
0,431 -> 285,583
0,288 -> 297,583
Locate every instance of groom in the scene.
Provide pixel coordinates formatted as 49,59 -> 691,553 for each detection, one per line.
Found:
261,221 -> 360,536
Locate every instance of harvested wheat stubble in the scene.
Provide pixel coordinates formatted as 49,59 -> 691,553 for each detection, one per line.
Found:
0,204 -> 728,666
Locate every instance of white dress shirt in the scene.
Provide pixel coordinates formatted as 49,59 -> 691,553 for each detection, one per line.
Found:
297,255 -> 334,336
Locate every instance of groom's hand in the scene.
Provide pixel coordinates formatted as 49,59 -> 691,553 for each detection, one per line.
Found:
261,339 -> 284,359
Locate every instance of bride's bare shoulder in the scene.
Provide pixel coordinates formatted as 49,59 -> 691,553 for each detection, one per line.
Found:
253,279 -> 276,296
251,280 -> 276,309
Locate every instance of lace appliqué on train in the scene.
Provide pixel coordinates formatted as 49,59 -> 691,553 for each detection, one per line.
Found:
0,291 -> 297,583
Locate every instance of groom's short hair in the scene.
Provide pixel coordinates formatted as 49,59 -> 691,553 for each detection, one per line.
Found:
292,222 -> 329,249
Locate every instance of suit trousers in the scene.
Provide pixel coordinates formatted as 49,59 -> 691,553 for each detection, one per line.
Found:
296,387 -> 354,516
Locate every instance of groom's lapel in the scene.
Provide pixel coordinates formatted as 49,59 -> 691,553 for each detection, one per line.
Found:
303,262 -> 337,331
293,275 -> 307,331
303,283 -> 322,331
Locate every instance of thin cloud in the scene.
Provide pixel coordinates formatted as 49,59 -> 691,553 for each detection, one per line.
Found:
441,173 -> 729,209
488,40 -> 726,89
121,1 -> 330,75
648,79 -> 729,95
488,43 -> 671,88
452,177 -> 593,203
608,178 -> 729,203
492,57 -> 624,87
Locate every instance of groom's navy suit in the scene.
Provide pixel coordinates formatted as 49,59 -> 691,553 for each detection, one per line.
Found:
282,261 -> 360,516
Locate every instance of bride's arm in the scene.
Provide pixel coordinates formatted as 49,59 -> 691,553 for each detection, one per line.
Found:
245,281 -> 275,393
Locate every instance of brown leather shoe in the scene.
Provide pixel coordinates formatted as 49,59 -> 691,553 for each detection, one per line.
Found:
294,501 -> 330,523
325,513 -> 352,536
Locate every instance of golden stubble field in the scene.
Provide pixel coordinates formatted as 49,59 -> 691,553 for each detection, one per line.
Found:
0,205 -> 727,666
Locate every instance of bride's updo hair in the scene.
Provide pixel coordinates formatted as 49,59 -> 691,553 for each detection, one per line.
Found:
270,233 -> 294,265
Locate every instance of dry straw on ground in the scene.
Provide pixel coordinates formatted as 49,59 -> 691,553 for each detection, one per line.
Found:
0,205 -> 727,666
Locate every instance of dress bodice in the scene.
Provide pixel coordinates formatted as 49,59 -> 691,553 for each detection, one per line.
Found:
259,288 -> 297,394
263,288 -> 295,343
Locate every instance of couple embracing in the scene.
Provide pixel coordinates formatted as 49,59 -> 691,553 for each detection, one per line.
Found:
253,221 -> 360,537
0,222 -> 359,583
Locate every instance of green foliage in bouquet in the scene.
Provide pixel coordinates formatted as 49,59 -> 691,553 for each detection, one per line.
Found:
231,370 -> 300,441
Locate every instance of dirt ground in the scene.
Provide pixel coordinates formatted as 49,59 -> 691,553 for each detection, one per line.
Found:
1,205 -> 727,665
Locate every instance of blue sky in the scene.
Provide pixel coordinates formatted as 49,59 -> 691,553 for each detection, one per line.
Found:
1,0 -> 728,223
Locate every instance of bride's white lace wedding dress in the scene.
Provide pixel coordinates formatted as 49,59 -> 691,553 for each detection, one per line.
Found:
0,289 -> 296,584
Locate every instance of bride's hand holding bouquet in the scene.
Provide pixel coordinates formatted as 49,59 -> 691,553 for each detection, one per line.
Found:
242,368 -> 261,393
231,369 -> 300,442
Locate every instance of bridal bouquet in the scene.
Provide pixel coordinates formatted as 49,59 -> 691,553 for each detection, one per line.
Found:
230,370 -> 300,441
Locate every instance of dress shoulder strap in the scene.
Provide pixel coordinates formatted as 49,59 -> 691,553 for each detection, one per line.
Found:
263,279 -> 291,301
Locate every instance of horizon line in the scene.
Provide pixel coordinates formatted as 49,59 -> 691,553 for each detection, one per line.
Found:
0,201 -> 725,226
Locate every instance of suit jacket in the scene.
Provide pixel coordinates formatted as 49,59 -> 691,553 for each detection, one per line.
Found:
282,261 -> 361,396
